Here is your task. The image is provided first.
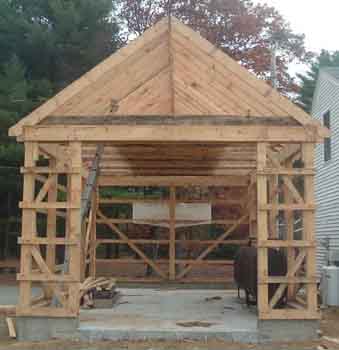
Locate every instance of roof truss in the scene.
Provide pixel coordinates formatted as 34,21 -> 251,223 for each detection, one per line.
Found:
9,17 -> 329,139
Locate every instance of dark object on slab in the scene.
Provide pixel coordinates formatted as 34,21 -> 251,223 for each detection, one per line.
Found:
234,246 -> 287,307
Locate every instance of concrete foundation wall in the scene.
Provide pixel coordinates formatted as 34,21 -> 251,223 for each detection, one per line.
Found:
258,319 -> 320,343
0,316 -> 8,339
15,316 -> 320,343
16,317 -> 79,342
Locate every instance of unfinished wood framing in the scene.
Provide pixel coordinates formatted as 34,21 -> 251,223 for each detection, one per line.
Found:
10,16 -> 326,321
256,143 -> 319,320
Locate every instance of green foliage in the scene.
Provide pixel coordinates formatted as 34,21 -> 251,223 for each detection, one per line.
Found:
297,50 -> 339,112
0,0 -> 121,225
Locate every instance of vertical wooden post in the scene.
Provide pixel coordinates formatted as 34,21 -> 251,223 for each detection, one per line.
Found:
257,142 -> 269,317
249,175 -> 257,241
67,142 -> 82,315
44,158 -> 58,300
18,142 -> 37,314
89,187 -> 98,278
169,186 -> 176,280
302,143 -> 318,313
284,159 -> 296,300
269,175 -> 278,239
46,158 -> 57,272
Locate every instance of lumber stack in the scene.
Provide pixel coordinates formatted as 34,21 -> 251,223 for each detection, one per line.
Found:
80,277 -> 117,309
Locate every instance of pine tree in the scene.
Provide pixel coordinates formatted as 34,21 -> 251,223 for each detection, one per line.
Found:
297,50 -> 339,112
0,0 -> 121,229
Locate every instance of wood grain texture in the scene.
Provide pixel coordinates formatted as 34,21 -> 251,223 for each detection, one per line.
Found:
9,17 -> 328,139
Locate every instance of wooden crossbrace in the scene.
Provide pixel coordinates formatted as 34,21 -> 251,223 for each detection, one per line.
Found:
267,149 -> 304,204
176,213 -> 249,279
31,247 -> 67,306
97,210 -> 167,279
269,250 -> 306,309
35,176 -> 54,203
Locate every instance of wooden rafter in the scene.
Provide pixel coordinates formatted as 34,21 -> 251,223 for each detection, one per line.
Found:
9,18 -> 329,140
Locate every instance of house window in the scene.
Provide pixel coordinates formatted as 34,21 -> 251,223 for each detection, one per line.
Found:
323,111 -> 331,162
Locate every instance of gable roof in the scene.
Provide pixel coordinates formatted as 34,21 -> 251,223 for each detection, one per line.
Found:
9,16 -> 327,138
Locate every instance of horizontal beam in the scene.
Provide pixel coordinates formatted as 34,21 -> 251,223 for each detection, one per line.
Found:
257,240 -> 316,248
258,276 -> 318,284
42,114 -> 300,126
22,125 -> 321,142
257,168 -> 315,175
20,202 -> 80,209
96,239 -> 249,245
98,160 -> 256,169
99,169 -> 254,176
22,166 -> 82,174
16,307 -> 77,318
95,258 -> 234,265
98,198 -> 244,205
18,238 -> 79,246
259,204 -> 316,211
98,175 -> 250,187
95,219 -> 247,225
83,154 -> 257,162
17,274 -> 79,282
259,309 -> 320,320
104,277 -> 233,284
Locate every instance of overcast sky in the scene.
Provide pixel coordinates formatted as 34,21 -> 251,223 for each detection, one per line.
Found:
254,0 -> 338,53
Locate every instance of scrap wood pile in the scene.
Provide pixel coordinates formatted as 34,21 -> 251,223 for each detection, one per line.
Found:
80,277 -> 117,309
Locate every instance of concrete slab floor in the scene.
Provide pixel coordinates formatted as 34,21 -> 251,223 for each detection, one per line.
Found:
79,288 -> 258,342
0,285 -> 41,305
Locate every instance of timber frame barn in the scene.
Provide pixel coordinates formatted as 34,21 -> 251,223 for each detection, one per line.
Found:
9,17 -> 329,321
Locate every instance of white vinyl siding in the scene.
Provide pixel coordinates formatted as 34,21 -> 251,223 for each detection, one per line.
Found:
312,70 -> 339,275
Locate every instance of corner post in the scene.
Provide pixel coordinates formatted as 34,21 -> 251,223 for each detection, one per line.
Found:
66,142 -> 82,315
302,143 -> 318,314
257,142 -> 269,317
17,142 -> 38,314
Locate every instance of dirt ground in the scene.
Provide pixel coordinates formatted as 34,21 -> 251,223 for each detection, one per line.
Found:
0,309 -> 339,350
0,338 -> 337,350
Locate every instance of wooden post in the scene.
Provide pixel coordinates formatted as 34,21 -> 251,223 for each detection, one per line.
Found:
249,175 -> 257,241
66,142 -> 82,315
45,158 -> 58,300
46,159 -> 57,270
257,142 -> 269,317
169,186 -> 176,280
284,159 -> 296,300
302,143 -> 318,313
89,187 -> 98,278
17,142 -> 37,314
269,175 -> 278,239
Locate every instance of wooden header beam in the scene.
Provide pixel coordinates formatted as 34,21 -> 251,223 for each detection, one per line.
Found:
22,125 -> 321,143
98,175 -> 250,187
41,115 -> 300,126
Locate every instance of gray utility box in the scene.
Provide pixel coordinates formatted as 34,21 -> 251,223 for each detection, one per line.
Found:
321,266 -> 339,306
